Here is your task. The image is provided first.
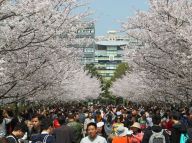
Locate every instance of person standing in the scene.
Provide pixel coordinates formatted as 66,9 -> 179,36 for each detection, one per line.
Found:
170,112 -> 188,143
29,114 -> 43,140
142,115 -> 170,143
83,112 -> 94,136
31,118 -> 55,143
80,122 -> 107,143
104,112 -> 113,137
112,115 -> 124,135
67,113 -> 82,143
97,122 -> 107,139
53,116 -> 76,143
6,123 -> 27,143
1,109 -> 13,137
0,110 -> 5,137
112,126 -> 131,143
129,122 -> 143,143
138,111 -> 147,130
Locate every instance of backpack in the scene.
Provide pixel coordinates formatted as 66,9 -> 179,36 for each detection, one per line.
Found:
33,135 -> 49,143
180,133 -> 190,143
149,130 -> 166,143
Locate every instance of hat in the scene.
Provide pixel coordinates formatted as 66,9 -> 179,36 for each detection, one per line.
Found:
130,122 -> 141,129
116,126 -> 129,136
116,111 -> 122,116
97,122 -> 104,128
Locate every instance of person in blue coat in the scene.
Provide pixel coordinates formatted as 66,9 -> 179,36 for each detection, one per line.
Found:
31,118 -> 55,143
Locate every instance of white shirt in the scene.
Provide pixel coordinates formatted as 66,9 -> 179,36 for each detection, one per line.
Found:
80,135 -> 107,143
147,117 -> 153,127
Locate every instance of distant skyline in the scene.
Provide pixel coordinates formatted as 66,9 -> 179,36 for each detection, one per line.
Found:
89,0 -> 149,36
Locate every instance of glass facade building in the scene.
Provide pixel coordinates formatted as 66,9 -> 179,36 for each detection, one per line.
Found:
95,41 -> 127,80
76,23 -> 95,64
78,28 -> 132,80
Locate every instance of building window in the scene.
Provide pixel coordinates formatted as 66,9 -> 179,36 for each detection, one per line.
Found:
84,48 -> 94,52
107,46 -> 117,51
109,56 -> 114,61
98,45 -> 107,50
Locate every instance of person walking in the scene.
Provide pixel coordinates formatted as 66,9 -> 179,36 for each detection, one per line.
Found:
170,112 -> 188,143
80,122 -> 107,143
31,118 -> 55,143
6,123 -> 27,143
53,116 -> 76,143
142,115 -> 170,143
112,126 -> 131,143
67,113 -> 82,143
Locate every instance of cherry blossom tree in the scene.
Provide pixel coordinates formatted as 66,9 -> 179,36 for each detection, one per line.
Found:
110,69 -> 150,102
122,0 -> 192,105
59,69 -> 101,101
32,67 -> 101,102
0,0 -> 93,103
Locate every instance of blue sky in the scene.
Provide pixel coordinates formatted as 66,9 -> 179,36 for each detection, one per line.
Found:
89,0 -> 149,36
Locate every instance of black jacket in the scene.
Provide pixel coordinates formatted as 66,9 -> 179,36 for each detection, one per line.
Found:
53,125 -> 76,143
6,134 -> 18,143
29,128 -> 41,140
142,125 -> 170,143
31,134 -> 55,143
170,123 -> 187,143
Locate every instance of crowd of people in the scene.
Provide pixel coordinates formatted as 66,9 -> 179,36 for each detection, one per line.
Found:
0,103 -> 192,143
